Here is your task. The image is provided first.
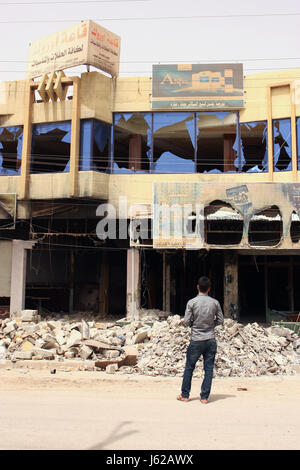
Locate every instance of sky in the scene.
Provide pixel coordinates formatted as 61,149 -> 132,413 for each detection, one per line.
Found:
0,0 -> 299,82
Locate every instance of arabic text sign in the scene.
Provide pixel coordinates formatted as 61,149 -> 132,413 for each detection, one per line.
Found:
26,20 -> 120,79
152,64 -> 244,109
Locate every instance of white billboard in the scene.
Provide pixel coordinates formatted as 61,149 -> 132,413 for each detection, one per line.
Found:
26,20 -> 121,79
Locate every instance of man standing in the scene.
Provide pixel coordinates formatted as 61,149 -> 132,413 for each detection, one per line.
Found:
177,276 -> 224,404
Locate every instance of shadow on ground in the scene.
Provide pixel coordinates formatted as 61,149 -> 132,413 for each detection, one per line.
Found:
88,421 -> 139,450
188,394 -> 235,403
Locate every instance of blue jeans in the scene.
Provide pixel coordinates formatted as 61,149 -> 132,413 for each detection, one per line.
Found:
181,339 -> 217,400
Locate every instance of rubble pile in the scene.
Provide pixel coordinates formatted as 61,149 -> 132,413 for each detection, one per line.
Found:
135,316 -> 299,377
0,309 -> 298,378
0,314 -> 127,366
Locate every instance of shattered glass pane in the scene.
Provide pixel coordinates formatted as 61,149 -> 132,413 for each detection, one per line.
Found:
80,119 -> 110,172
240,121 -> 268,172
0,126 -> 23,175
153,112 -> 195,173
113,113 -> 152,173
273,118 -> 292,172
196,112 -> 238,173
31,121 -> 71,173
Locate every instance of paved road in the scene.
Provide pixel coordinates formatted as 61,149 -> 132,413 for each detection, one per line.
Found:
0,369 -> 299,450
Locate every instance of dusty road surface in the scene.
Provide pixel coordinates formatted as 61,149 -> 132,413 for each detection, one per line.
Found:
0,368 -> 299,450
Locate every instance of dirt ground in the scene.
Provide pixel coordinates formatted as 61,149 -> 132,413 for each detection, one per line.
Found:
0,368 -> 299,450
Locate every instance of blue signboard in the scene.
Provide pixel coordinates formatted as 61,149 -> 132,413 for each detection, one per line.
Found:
152,63 -> 244,110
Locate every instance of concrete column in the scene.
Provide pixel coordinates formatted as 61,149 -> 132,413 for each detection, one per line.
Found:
224,134 -> 236,172
129,134 -> 142,172
126,248 -> 140,319
10,240 -> 36,317
224,252 -> 239,319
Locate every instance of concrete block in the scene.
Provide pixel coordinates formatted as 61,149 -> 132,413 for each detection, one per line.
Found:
20,340 -> 34,352
122,345 -> 138,366
65,329 -> 82,348
3,321 -> 17,334
20,310 -> 38,322
81,320 -> 90,340
132,328 -> 149,344
55,331 -> 66,346
79,345 -> 93,360
103,350 -> 120,359
106,363 -> 118,374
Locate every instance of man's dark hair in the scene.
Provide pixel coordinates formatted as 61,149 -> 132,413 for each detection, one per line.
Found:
198,276 -> 211,293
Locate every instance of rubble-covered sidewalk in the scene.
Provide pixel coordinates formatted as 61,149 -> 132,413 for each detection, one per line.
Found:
0,309 -> 299,377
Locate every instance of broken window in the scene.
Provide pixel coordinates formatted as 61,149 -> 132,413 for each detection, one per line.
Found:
31,121 -> 71,174
196,112 -> 238,173
0,126 -> 23,175
113,113 -> 152,173
240,121 -> 268,172
153,112 -> 195,173
80,119 -> 111,172
248,206 -> 282,246
273,119 -> 292,172
204,200 -> 243,245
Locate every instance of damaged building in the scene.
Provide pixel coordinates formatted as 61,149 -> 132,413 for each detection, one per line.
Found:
0,51 -> 300,324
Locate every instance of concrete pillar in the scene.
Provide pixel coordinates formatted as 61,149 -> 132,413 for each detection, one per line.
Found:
126,248 -> 140,319
10,240 -> 36,317
129,134 -> 142,172
224,252 -> 239,319
224,134 -> 236,172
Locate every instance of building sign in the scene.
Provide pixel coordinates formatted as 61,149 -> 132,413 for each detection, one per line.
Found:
26,20 -> 121,79
152,64 -> 244,110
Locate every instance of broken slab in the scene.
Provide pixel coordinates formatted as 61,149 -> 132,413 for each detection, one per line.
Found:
12,350 -> 33,360
82,339 -> 118,351
131,328 -> 149,345
122,346 -> 138,366
31,348 -> 56,360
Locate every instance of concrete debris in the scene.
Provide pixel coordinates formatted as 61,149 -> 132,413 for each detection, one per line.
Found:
106,363 -> 118,374
0,314 -> 298,378
0,316 -> 126,365
132,317 -> 299,378
18,310 -> 40,323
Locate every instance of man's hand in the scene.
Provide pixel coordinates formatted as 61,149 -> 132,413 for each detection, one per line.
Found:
179,319 -> 185,326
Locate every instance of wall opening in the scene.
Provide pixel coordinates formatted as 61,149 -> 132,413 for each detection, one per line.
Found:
273,118 -> 292,172
204,200 -> 243,245
240,121 -> 268,172
239,256 -> 266,322
80,119 -> 110,172
153,112 -> 195,173
31,122 -> 71,173
290,211 -> 300,243
113,113 -> 152,173
196,112 -> 238,173
0,126 -> 23,175
248,206 -> 282,246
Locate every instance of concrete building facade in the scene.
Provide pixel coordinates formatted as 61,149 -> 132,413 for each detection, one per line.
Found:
0,67 -> 300,322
